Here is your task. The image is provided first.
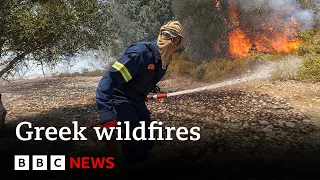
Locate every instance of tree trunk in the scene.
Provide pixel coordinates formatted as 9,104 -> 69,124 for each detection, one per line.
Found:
0,51 -> 29,78
0,93 -> 7,137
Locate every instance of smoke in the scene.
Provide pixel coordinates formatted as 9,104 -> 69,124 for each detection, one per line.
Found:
232,0 -> 315,30
271,0 -> 315,30
294,10 -> 315,29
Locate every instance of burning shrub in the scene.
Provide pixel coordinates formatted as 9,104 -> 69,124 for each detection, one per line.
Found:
173,0 -> 310,61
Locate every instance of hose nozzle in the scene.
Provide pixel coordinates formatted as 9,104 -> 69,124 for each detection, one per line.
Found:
145,93 -> 167,102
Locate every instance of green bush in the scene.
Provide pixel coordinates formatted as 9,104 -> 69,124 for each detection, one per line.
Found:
246,52 -> 285,62
166,53 -> 197,76
191,64 -> 206,80
167,49 -> 317,83
298,53 -> 320,81
201,58 -> 249,82
298,29 -> 320,56
299,29 -> 316,42
167,52 -> 252,83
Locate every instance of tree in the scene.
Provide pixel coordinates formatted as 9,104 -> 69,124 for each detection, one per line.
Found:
60,58 -> 75,74
138,0 -> 174,41
107,0 -> 173,57
172,0 -> 230,62
14,59 -> 37,79
0,0 -> 116,79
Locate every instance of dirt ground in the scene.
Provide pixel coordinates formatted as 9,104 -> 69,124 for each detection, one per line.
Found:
1,76 -> 320,179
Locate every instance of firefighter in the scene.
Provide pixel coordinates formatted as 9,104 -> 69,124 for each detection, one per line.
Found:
96,21 -> 183,165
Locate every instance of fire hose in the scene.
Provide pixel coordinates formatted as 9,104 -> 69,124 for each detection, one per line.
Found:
144,85 -> 170,101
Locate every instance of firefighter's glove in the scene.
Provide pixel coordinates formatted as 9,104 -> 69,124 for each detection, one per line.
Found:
101,120 -> 118,149
102,120 -> 117,129
144,96 -> 149,102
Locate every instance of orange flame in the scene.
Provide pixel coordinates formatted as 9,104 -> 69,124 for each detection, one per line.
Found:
229,2 -> 239,27
228,3 -> 301,58
229,28 -> 252,57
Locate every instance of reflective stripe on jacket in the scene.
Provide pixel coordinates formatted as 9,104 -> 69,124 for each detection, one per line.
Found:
96,39 -> 166,123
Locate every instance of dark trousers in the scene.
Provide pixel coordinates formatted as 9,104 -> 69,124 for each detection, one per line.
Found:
114,101 -> 154,164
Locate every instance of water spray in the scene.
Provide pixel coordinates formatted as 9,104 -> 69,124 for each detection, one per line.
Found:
145,61 -> 278,101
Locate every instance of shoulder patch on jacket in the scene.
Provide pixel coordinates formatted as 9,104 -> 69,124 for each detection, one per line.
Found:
147,63 -> 155,70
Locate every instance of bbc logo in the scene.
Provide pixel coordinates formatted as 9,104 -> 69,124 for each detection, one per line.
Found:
14,155 -> 65,170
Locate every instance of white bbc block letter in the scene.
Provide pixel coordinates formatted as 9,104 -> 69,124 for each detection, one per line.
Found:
14,155 -> 29,170
50,155 -> 65,170
32,155 -> 47,170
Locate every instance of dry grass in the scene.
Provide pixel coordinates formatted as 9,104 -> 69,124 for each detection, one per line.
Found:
167,53 -> 252,83
270,56 -> 303,82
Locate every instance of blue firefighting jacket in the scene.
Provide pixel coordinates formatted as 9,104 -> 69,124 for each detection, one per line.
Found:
96,39 -> 167,123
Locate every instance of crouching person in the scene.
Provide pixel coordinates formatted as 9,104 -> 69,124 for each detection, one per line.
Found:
95,21 -> 183,166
